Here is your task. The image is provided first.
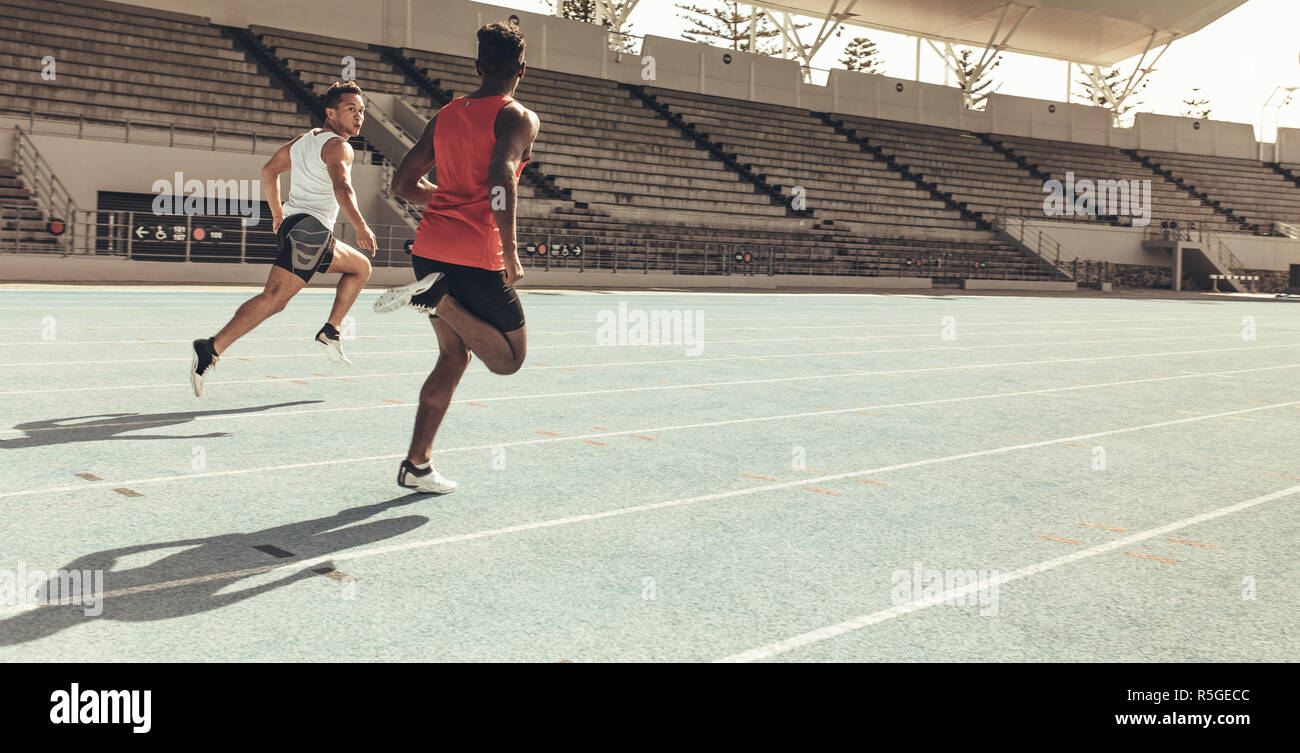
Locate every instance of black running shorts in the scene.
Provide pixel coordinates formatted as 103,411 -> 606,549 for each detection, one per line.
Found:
273,213 -> 336,283
410,255 -> 525,333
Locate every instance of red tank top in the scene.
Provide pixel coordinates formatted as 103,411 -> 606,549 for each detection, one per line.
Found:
412,95 -> 529,270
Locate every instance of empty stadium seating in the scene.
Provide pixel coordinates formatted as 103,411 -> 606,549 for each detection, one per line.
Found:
0,0 -> 310,145
253,26 -> 423,101
833,114 -> 1047,225
1136,149 -> 1300,234
992,135 -> 1238,233
646,88 -> 981,235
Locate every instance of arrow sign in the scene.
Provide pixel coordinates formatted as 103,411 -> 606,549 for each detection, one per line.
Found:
135,226 -> 147,239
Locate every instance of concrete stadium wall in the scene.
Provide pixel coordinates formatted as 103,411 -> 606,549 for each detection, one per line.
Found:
982,93 -> 1137,148
18,132 -> 387,232
1022,221 -> 1300,272
1135,112 -> 1258,158
1276,128 -> 1300,163
116,0 -> 1274,159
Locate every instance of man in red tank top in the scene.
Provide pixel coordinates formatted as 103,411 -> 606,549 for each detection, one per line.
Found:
377,22 -> 539,494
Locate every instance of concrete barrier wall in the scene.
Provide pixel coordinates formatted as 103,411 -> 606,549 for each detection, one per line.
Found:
983,93 -> 1136,147
0,254 -> 945,289
962,279 -> 1077,291
1135,112 -> 1257,158
635,36 -> 805,106
1276,128 -> 1300,164
1022,220 -> 1300,271
23,133 -> 386,231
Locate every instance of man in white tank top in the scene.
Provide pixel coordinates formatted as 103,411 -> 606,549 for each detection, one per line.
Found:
189,81 -> 377,396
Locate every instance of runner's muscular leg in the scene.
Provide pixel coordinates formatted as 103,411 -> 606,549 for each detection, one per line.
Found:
433,293 -> 526,375
323,240 -> 372,329
407,317 -> 472,465
212,265 -> 305,354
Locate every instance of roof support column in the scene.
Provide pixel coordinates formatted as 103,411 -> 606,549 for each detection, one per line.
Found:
923,1 -> 1033,109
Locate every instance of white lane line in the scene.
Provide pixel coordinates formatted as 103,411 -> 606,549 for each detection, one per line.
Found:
7,350 -> 1287,436
0,323 -> 1268,371
0,318 -> 935,345
2,362 -> 1295,500
7,401 -> 1297,615
0,315 -> 1275,347
3,338 -> 1297,397
7,317 -> 1289,369
0,312 -> 894,332
716,481 -> 1300,662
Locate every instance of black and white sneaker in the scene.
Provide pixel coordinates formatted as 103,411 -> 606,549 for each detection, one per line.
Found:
190,338 -> 219,397
373,272 -> 444,314
315,323 -> 352,365
397,459 -> 457,494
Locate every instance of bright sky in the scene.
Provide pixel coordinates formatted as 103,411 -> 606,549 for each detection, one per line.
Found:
496,0 -> 1300,140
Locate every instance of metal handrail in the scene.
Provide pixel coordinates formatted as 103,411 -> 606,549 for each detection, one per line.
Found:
991,206 -> 1074,280
1214,235 -> 1245,275
12,125 -> 80,252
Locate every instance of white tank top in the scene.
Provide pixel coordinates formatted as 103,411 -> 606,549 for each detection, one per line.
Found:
281,129 -> 344,228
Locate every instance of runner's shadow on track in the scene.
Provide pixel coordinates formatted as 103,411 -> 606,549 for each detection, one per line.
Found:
0,401 -> 323,449
0,493 -> 430,649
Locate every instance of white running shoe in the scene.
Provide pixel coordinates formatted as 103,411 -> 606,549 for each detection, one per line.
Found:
397,459 -> 457,494
315,324 -> 352,365
190,338 -> 219,397
373,272 -> 444,314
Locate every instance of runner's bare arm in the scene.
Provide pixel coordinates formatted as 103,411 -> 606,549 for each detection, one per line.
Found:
392,115 -> 439,206
260,135 -> 301,232
324,137 -> 376,253
489,103 -> 539,286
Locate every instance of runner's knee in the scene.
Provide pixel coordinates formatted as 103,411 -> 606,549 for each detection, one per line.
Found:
438,349 -> 470,372
486,357 -> 523,375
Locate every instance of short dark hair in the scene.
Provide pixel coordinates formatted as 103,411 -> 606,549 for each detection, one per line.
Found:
324,80 -> 364,110
477,22 -> 525,77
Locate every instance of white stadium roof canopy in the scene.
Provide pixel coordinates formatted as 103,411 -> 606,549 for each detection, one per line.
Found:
746,0 -> 1249,67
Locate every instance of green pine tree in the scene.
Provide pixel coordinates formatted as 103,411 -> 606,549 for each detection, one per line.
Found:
1076,66 -> 1148,125
1180,87 -> 1212,120
840,36 -> 884,75
952,48 -> 1000,109
676,1 -> 783,54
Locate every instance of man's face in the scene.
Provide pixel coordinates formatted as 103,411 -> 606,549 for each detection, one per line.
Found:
327,93 -> 365,137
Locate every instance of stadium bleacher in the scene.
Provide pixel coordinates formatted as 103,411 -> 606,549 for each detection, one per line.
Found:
1136,149 -> 1300,234
831,113 -> 1048,225
992,135 -> 1239,233
0,0 -> 309,144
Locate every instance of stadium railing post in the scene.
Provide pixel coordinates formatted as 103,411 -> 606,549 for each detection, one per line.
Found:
239,221 -> 246,264
126,211 -> 134,260
185,215 -> 192,262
